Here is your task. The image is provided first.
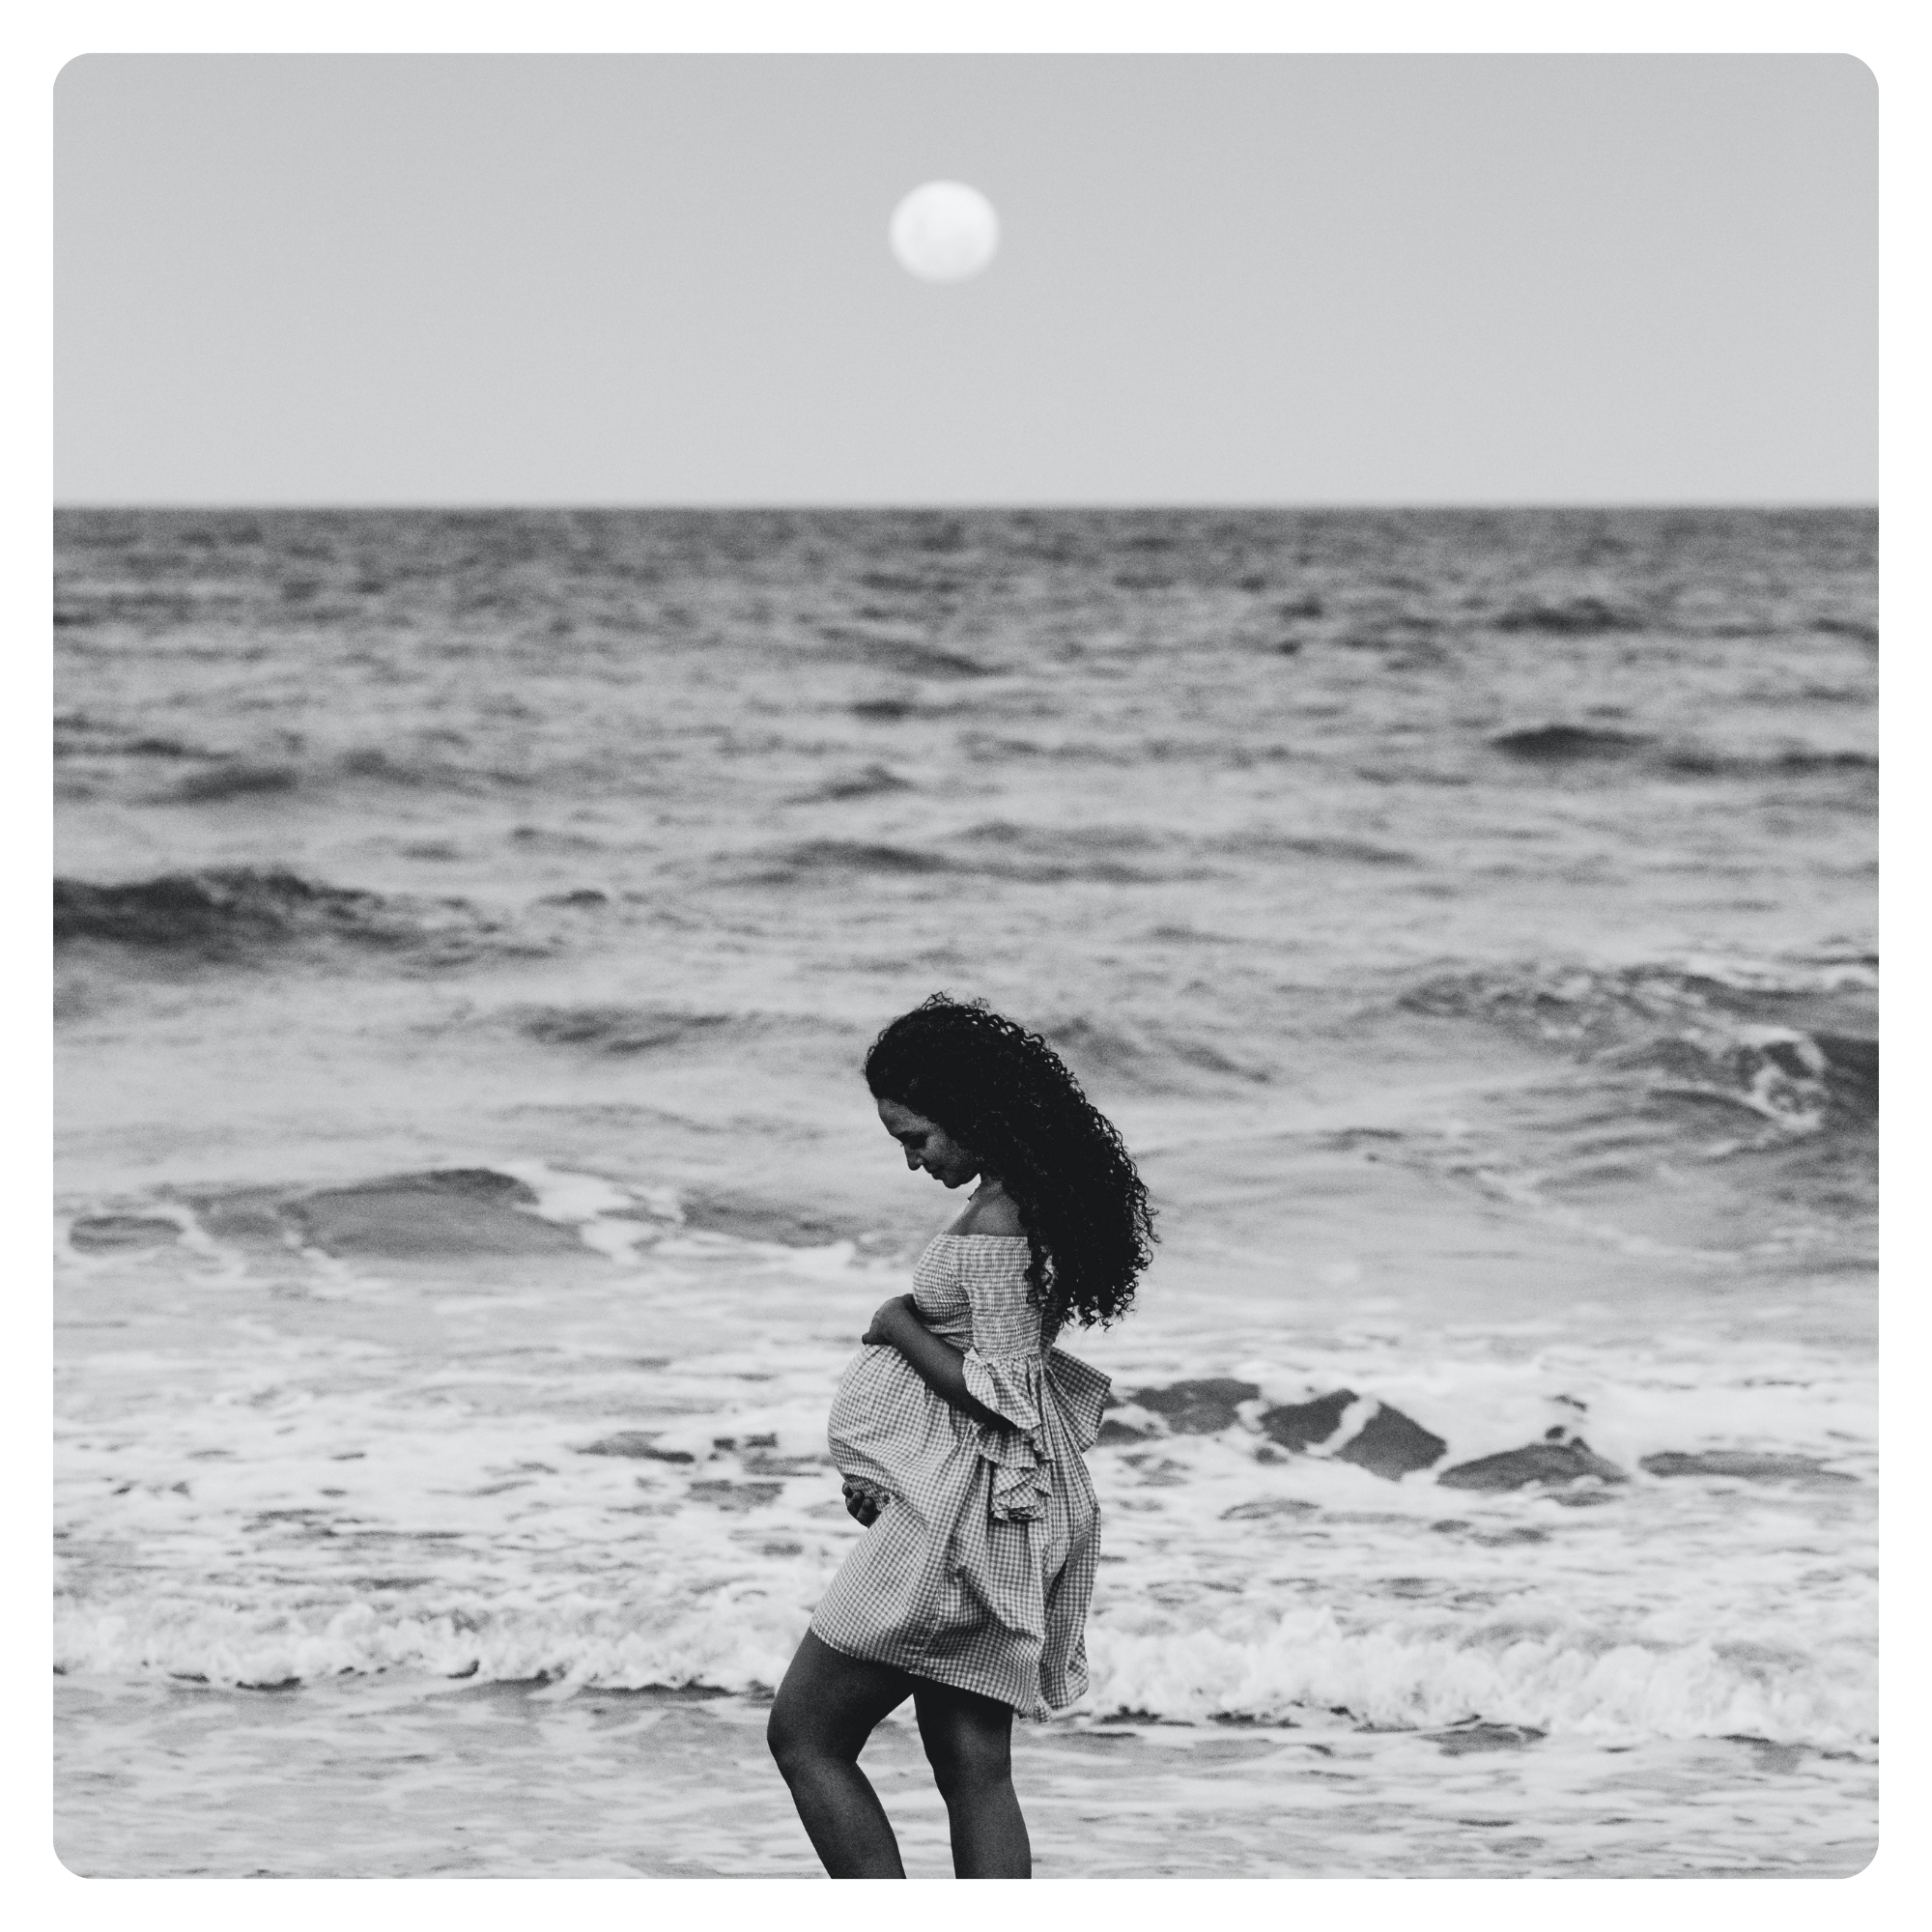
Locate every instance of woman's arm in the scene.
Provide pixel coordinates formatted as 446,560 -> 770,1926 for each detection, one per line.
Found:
864,1296 -> 1009,1434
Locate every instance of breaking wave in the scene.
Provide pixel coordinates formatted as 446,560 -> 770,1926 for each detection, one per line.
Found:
50,1592 -> 1874,1747
1401,956 -> 1877,1140
53,1156 -> 1877,1750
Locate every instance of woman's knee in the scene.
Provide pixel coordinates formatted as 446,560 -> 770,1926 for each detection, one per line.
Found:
768,1688 -> 867,1780
770,1632 -> 912,1779
766,1697 -> 822,1779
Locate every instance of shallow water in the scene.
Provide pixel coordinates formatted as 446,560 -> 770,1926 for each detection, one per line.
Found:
54,508 -> 1877,1875
54,1680 -> 1874,1880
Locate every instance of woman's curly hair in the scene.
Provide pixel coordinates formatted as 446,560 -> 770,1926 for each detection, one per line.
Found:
865,994 -> 1155,1330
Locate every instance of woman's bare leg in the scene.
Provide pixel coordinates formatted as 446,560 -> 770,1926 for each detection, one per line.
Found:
767,1632 -> 917,1877
914,1679 -> 1031,1878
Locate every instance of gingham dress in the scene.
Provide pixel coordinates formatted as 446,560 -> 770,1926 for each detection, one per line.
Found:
812,1234 -> 1112,1718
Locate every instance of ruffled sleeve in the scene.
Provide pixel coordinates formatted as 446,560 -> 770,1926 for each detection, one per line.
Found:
1043,1346 -> 1111,1451
953,1242 -> 1112,1522
960,1350 -> 1052,1521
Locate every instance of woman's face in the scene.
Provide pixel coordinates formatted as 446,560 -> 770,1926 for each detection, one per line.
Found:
876,1097 -> 983,1188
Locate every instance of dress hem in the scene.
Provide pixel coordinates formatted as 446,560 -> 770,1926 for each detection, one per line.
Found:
807,1619 -> 1081,1719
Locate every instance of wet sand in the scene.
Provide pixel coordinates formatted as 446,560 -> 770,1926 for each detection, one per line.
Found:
54,1678 -> 1876,1880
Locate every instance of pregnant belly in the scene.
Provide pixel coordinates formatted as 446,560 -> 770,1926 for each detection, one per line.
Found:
828,1347 -> 948,1494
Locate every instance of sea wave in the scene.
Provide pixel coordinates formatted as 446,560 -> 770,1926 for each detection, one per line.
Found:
1492,596 -> 1652,636
513,1005 -> 743,1054
814,625 -> 995,680
1653,746 -> 1877,781
1211,829 -> 1418,867
507,1002 -> 859,1077
792,763 -> 915,804
166,762 -> 304,803
67,1162 -> 878,1269
1491,724 -> 1653,762
54,713 -> 225,761
746,839 -> 953,881
1491,724 -> 1876,783
1041,1014 -> 1274,1094
55,735 -> 546,805
741,837 -> 1189,888
1401,957 -> 1877,1139
1084,1609 -> 1874,1742
53,868 -> 553,969
50,1594 -> 1874,1747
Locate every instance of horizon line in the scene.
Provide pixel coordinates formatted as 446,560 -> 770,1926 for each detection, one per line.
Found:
51,498 -> 1881,514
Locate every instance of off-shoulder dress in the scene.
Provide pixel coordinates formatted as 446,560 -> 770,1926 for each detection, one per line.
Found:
811,1233 -> 1112,1718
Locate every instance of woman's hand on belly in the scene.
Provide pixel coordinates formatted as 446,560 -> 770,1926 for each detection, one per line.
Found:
841,1481 -> 884,1527
861,1296 -> 1011,1435
862,1294 -> 919,1347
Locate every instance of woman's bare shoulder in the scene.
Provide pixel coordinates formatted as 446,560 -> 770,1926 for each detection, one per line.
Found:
947,1189 -> 1025,1236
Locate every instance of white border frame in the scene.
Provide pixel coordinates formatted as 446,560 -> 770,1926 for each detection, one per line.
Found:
14,8 -> 1918,1927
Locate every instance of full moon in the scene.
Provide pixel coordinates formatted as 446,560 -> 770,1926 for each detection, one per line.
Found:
889,182 -> 1000,283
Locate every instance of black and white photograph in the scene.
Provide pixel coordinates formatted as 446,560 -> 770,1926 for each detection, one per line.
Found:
50,45 -> 1880,1881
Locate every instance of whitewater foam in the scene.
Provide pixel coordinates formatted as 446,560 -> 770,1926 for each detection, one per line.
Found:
54,1179 -> 1875,1747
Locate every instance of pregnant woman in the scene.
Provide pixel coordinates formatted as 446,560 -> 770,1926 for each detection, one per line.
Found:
768,995 -> 1156,1879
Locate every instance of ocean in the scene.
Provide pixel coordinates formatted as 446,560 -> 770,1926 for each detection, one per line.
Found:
52,506 -> 1878,1877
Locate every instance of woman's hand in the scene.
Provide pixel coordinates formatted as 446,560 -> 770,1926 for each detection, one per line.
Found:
862,1294 -> 921,1348
841,1481 -> 883,1527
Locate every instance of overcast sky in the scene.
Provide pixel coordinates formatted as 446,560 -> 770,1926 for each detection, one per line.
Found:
54,54 -> 1875,505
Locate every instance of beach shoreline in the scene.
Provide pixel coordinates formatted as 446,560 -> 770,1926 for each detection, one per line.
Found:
53,1676 -> 1876,1881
